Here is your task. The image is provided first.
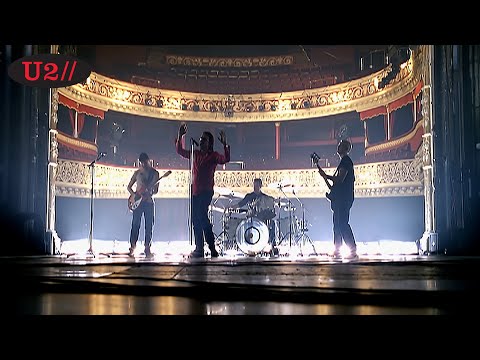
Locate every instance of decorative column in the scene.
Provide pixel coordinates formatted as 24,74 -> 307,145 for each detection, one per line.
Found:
45,45 -> 62,255
275,122 -> 280,160
386,111 -> 391,141
73,110 -> 78,138
418,45 -> 438,254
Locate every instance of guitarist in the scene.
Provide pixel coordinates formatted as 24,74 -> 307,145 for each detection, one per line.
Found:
316,140 -> 357,259
127,152 -> 160,257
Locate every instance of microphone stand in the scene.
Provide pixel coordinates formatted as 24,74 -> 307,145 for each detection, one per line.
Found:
291,187 -> 317,256
188,137 -> 195,247
278,184 -> 294,255
67,152 -> 109,258
210,194 -> 225,255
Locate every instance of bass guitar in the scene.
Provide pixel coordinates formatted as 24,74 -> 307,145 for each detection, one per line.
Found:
310,152 -> 337,202
128,170 -> 172,211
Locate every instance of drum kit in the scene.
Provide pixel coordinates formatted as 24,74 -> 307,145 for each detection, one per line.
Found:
210,183 -> 317,257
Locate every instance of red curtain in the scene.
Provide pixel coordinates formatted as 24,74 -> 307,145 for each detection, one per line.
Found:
413,80 -> 423,98
68,109 -> 85,136
360,80 -> 422,121
388,93 -> 413,113
360,106 -> 387,121
58,93 -> 105,119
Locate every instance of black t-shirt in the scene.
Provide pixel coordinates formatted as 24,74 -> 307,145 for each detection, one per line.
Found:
335,155 -> 355,203
237,191 -> 276,221
237,191 -> 263,208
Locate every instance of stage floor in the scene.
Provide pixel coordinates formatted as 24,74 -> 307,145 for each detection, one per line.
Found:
2,238 -> 479,316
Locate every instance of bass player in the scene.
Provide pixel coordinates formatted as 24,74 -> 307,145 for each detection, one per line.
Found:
127,152 -> 160,257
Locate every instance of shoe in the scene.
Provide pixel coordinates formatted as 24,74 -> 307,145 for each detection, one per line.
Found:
144,250 -> 155,258
210,248 -> 219,258
271,248 -> 280,257
128,247 -> 135,257
332,249 -> 341,258
189,250 -> 204,258
345,252 -> 358,260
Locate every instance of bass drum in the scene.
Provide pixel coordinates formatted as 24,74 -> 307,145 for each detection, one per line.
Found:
235,217 -> 270,256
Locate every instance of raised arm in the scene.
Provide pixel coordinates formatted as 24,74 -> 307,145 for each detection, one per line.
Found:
175,123 -> 190,159
216,130 -> 230,164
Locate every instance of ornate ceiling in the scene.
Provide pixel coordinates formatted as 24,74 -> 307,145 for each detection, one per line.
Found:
75,45 -> 392,95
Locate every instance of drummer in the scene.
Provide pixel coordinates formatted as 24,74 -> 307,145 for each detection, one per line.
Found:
229,178 -> 279,256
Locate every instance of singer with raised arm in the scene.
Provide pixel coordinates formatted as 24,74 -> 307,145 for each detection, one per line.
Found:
127,152 -> 160,257
175,123 -> 230,258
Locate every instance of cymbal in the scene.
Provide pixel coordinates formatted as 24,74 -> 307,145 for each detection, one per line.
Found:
214,187 -> 245,198
267,182 -> 295,190
210,205 -> 225,213
214,186 -> 233,196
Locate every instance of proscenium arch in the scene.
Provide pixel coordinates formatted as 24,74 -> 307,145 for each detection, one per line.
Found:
47,45 -> 436,254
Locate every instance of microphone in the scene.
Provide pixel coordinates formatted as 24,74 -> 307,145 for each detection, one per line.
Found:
90,151 -> 106,166
191,137 -> 199,146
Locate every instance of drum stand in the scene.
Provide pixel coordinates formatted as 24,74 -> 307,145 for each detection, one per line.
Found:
211,195 -> 238,255
209,195 -> 224,254
278,185 -> 295,256
291,189 -> 317,256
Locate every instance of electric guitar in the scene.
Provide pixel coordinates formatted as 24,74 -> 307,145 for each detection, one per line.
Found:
311,152 -> 337,202
128,170 -> 172,211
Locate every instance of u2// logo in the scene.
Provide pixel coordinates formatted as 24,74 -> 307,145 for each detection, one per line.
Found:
8,54 -> 92,88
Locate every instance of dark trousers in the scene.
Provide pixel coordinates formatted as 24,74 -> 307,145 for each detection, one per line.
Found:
331,200 -> 356,252
192,190 -> 215,252
266,220 -> 277,247
129,200 -> 155,250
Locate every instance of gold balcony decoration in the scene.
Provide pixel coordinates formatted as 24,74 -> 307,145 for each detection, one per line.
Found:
165,55 -> 294,68
55,154 -> 423,200
57,132 -> 98,154
58,49 -> 421,123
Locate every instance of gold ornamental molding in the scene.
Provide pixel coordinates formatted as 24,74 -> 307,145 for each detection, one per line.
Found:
57,48 -> 423,123
165,55 -> 294,68
57,132 -> 98,153
55,156 -> 423,200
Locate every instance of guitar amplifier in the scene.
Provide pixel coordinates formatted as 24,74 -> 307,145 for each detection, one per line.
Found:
223,161 -> 245,170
